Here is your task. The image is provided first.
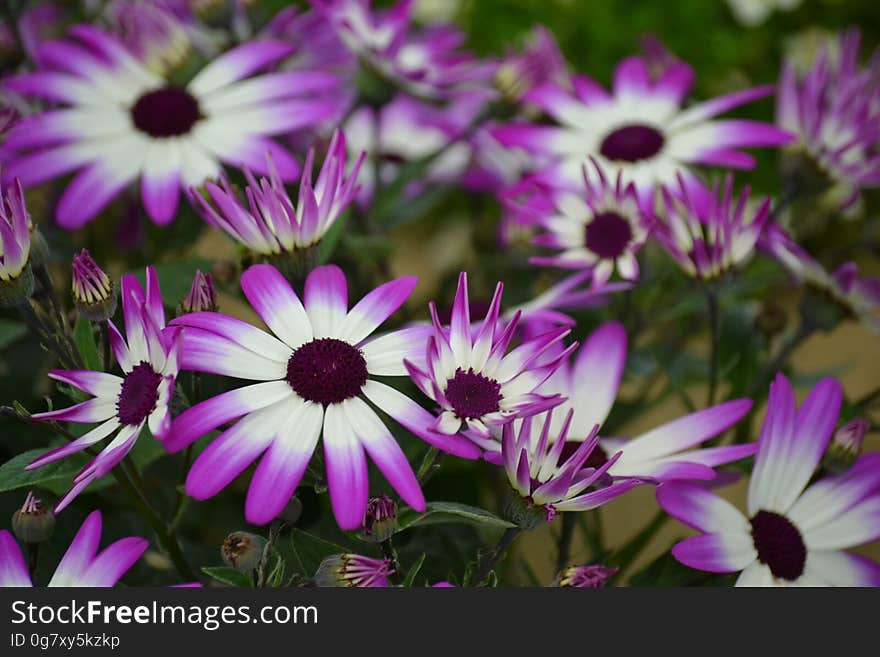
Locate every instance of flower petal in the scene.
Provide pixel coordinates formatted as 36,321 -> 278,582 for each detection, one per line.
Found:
240,264 -> 313,349
671,533 -> 756,573
656,482 -> 749,533
337,276 -> 418,345
322,402 -> 369,530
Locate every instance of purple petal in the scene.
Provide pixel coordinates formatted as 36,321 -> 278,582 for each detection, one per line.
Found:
56,161 -> 137,230
322,403 -> 369,530
187,40 -> 296,96
671,533 -> 756,574
48,510 -> 102,587
304,264 -> 348,338
178,327 -> 286,380
141,166 -> 180,226
172,311 -> 292,363
656,482 -> 749,533
27,418 -> 119,470
0,531 -> 32,587
30,397 -> 118,424
801,496 -> 880,550
805,551 -> 880,587
76,537 -> 148,587
569,321 -> 626,434
338,276 -> 418,345
47,370 -> 122,398
361,325 -> 433,376
240,264 -> 313,349
748,373 -> 797,515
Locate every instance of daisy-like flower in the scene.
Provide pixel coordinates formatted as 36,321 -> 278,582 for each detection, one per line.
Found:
317,0 -> 495,100
189,131 -> 364,261
0,176 -> 33,306
501,408 -> 645,528
28,267 -> 181,512
492,49 -> 793,205
527,160 -> 649,284
654,173 -> 771,280
166,263 -> 479,529
555,564 -> 618,587
404,272 -> 575,454
0,511 -> 147,587
314,554 -> 393,587
2,25 -> 340,227
71,249 -> 118,322
658,374 -> 880,586
777,29 -> 880,211
500,321 -> 755,477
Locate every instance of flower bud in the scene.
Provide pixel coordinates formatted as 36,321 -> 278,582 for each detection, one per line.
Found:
179,269 -> 218,315
359,493 -> 398,543
277,495 -> 303,526
823,417 -> 869,473
501,484 -> 548,531
555,564 -> 618,588
0,177 -> 35,307
71,249 -> 118,321
11,491 -> 55,544
221,531 -> 266,572
314,554 -> 393,588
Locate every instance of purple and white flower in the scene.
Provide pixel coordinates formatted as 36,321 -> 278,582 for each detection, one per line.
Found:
189,131 -> 364,256
492,49 -> 793,205
495,25 -> 569,102
0,176 -> 31,287
502,408 -> 645,523
314,553 -> 393,587
2,25 -> 340,227
654,173 -> 771,280
658,374 -> 880,586
167,263 -> 479,529
404,272 -> 575,454
777,29 -> 879,210
503,322 -> 755,479
527,161 -> 649,284
29,267 -> 181,512
0,511 -> 147,587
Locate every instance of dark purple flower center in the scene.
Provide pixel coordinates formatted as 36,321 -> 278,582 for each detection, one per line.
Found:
584,211 -> 633,259
599,124 -> 665,163
749,510 -> 807,581
444,368 -> 502,420
286,338 -> 368,406
131,86 -> 202,138
117,362 -> 163,426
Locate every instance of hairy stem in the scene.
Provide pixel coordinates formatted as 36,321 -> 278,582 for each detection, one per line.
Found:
474,527 -> 522,586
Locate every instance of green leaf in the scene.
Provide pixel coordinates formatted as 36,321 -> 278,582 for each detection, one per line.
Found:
0,448 -> 89,494
317,213 -> 348,264
0,319 -> 27,350
289,529 -> 349,577
402,553 -> 426,587
201,567 -> 253,587
397,502 -> 515,532
72,316 -> 101,371
130,259 -> 212,307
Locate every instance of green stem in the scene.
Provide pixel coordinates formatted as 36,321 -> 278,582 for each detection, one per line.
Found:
704,286 -> 720,407
555,512 -> 576,572
416,446 -> 444,484
380,537 -> 403,583
474,527 -> 521,586
580,510 -> 605,561
34,265 -> 82,369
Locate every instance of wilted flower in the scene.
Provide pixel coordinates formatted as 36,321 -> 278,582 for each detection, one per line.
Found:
29,268 -> 181,511
405,272 -> 575,454
0,511 -> 147,587
314,553 -> 393,587
0,176 -> 33,307
659,374 -> 880,586
168,264 -> 478,529
502,409 -> 644,528
71,249 -> 118,321
221,531 -> 266,572
180,269 -> 217,314
654,174 -> 771,280
493,46 -> 792,205
190,131 -> 364,266
555,564 -> 618,587
777,29 -> 880,211
11,491 -> 55,545
2,26 -> 340,227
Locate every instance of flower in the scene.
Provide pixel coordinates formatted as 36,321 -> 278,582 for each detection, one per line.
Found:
105,0 -> 191,75
526,160 -> 649,284
495,25 -> 569,102
404,272 -> 575,454
555,564 -> 618,587
189,131 -> 364,258
360,493 -> 398,543
497,322 -> 755,477
167,263 -> 479,529
2,25 -> 340,227
314,554 -> 393,587
726,0 -> 801,26
0,510 -> 147,587
11,491 -> 55,544
654,174 -> 770,280
658,374 -> 880,586
28,267 -> 181,512
0,175 -> 33,306
777,29 -> 880,210
71,249 -> 118,321
318,0 -> 495,100
501,409 -> 645,527
492,48 -> 792,205
179,269 -> 217,314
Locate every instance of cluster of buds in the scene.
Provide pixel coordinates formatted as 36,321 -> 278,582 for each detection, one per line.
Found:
71,249 -> 118,321
179,269 -> 218,315
554,564 -> 618,587
359,494 -> 398,543
11,491 -> 55,544
314,554 -> 393,588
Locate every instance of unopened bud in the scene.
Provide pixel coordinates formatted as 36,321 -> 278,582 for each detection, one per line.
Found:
555,564 -> 618,587
359,494 -> 398,543
179,269 -> 217,315
71,249 -> 117,321
277,495 -> 303,526
823,417 -> 869,473
502,484 -> 548,531
221,531 -> 266,572
314,554 -> 393,588
11,491 -> 55,544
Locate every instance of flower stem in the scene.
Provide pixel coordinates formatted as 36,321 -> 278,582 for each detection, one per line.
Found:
580,510 -> 605,561
555,512 -> 576,572
474,527 -> 521,586
704,285 -> 720,407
